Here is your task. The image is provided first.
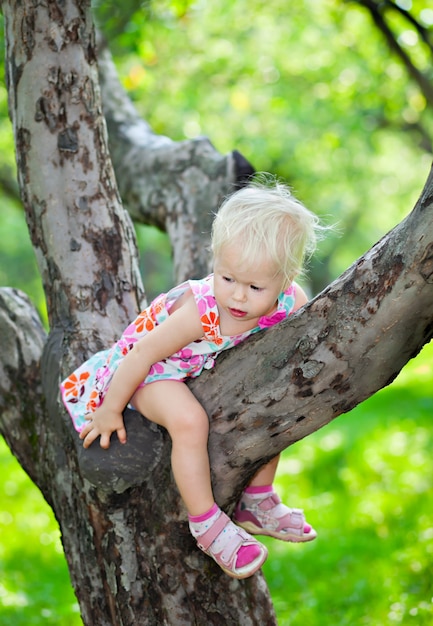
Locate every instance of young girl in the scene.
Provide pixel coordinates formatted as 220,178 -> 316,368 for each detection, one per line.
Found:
61,180 -> 320,579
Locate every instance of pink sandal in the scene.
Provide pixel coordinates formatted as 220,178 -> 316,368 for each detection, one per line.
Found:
195,510 -> 268,578
234,492 -> 317,543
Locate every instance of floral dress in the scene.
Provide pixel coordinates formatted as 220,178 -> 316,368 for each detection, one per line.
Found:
60,274 -> 296,432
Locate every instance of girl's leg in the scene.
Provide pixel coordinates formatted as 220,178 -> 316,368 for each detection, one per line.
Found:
234,454 -> 317,543
131,381 -> 213,514
131,381 -> 268,578
248,454 -> 280,487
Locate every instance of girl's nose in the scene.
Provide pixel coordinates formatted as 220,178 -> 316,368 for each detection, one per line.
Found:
233,285 -> 247,302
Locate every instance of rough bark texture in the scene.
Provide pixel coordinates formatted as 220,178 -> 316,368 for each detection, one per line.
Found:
1,1 -> 433,625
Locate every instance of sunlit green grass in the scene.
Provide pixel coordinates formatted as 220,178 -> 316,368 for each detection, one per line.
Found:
0,445 -> 81,625
1,342 -> 432,625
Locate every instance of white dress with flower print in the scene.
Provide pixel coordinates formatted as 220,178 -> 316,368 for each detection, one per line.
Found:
60,274 -> 296,432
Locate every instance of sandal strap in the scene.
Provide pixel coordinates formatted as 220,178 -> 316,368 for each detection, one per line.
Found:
278,508 -> 305,532
258,493 -> 282,511
196,511 -> 231,551
218,528 -> 249,566
195,509 -> 268,577
258,494 -> 305,532
197,512 -> 262,569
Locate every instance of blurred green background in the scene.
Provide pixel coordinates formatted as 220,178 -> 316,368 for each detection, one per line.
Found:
1,0 -> 432,624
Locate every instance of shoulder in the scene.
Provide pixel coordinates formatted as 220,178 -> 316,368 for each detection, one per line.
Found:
292,282 -> 308,311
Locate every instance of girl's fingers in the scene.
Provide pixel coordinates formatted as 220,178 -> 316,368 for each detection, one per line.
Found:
79,423 -> 91,439
117,427 -> 127,444
82,427 -> 100,449
99,432 -> 111,449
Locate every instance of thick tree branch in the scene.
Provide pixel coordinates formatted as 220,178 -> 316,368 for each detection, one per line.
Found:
0,288 -> 46,482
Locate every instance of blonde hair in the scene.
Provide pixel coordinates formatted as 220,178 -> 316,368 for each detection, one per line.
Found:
211,177 -> 320,288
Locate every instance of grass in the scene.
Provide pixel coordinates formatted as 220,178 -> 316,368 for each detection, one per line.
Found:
0,445 -> 81,625
1,342 -> 432,625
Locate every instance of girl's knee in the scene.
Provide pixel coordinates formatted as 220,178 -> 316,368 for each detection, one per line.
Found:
171,406 -> 209,440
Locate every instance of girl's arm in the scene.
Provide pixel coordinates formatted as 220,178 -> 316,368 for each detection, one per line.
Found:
80,292 -> 204,449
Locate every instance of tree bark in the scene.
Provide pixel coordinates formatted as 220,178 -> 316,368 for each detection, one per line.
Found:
1,1 -> 433,625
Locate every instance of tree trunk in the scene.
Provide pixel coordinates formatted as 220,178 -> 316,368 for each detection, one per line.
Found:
1,1 -> 433,625
1,1 -> 275,624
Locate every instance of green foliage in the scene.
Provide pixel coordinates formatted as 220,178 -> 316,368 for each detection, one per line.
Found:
135,223 -> 173,299
0,198 -> 47,325
1,340 -> 432,625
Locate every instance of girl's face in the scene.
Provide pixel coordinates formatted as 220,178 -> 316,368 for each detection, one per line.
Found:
213,242 -> 284,334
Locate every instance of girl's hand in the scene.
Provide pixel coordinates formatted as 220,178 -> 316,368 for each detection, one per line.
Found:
79,406 -> 127,449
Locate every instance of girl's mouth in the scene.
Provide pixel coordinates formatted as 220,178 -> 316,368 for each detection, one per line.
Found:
229,308 -> 247,318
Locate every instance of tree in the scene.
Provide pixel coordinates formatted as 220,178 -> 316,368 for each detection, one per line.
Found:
1,1 -> 433,624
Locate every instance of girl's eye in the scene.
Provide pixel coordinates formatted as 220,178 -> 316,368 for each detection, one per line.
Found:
250,285 -> 263,292
223,276 -> 233,283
